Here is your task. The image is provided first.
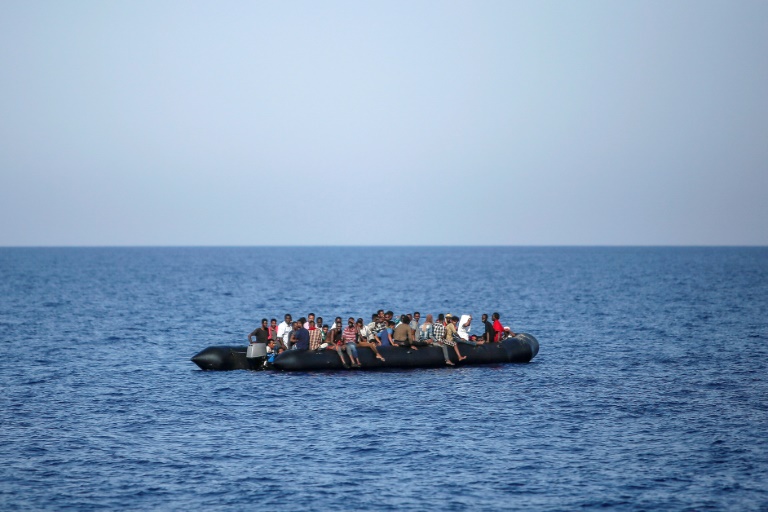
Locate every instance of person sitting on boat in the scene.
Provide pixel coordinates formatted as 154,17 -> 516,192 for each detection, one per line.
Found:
457,314 -> 472,341
410,312 -> 421,340
292,318 -> 310,351
308,319 -> 323,350
367,313 -> 379,336
248,318 -> 269,345
430,314 -> 463,365
342,317 -> 362,367
482,314 -> 494,343
321,324 -> 329,342
420,314 -> 434,343
492,312 -> 504,342
501,326 -> 518,340
393,314 -> 418,350
377,320 -> 395,346
444,315 -> 468,362
355,318 -> 385,362
327,317 -> 351,366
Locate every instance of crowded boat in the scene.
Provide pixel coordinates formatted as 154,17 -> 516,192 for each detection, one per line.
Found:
247,309 -> 519,368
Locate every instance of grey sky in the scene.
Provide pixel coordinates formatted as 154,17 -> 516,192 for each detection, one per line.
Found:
1,0 -> 766,246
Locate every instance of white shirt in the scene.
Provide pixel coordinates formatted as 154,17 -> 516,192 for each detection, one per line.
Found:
457,315 -> 472,340
277,321 -> 292,343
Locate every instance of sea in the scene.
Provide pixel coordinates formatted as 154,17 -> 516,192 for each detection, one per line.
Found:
1,247 -> 767,511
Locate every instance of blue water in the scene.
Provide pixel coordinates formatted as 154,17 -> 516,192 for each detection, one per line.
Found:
1,247 -> 767,510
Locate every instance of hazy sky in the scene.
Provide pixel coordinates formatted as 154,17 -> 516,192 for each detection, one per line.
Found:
1,0 -> 766,246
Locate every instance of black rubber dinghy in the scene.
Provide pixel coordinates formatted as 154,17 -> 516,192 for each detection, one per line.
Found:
191,333 -> 539,372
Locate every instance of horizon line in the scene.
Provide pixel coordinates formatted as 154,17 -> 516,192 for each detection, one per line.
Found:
1,244 -> 766,249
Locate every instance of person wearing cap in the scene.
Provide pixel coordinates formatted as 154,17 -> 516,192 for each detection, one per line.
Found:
436,314 -> 467,364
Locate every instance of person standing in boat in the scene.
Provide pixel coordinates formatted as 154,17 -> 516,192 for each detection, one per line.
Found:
292,318 -> 310,351
308,319 -> 323,350
248,319 -> 270,345
277,314 -> 293,350
268,318 -> 279,348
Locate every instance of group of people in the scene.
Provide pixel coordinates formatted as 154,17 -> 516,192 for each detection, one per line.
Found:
248,310 -> 517,368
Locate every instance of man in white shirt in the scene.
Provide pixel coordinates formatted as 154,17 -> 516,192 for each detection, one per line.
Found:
276,313 -> 293,350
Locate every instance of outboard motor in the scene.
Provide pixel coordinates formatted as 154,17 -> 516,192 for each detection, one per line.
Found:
246,342 -> 267,358
246,342 -> 268,369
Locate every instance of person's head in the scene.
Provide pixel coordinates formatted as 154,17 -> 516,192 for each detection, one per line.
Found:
309,320 -> 315,328
356,318 -> 364,327
450,316 -> 458,324
445,314 -> 453,322
388,320 -> 396,327
270,318 -> 277,327
492,312 -> 500,321
377,309 -> 384,318
334,317 -> 342,327
385,311 -> 393,320
371,313 -> 378,322
347,317 -> 355,327
481,314 -> 488,322
298,317 -> 306,326
268,340 -> 275,348
437,313 -> 445,322
425,314 -> 433,323
316,317 -> 323,327
322,325 -> 329,333
261,318 -> 268,327
400,314 -> 408,324
308,313 -> 315,322
413,312 -> 420,321
284,313 -> 292,323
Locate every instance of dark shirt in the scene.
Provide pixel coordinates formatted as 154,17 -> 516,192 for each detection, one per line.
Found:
484,320 -> 494,341
249,327 -> 269,344
294,327 -> 310,350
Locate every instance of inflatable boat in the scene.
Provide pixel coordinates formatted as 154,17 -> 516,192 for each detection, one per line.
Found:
191,333 -> 539,371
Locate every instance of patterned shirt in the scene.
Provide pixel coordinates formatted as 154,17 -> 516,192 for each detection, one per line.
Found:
342,326 -> 358,344
432,322 -> 446,342
309,329 -> 323,350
